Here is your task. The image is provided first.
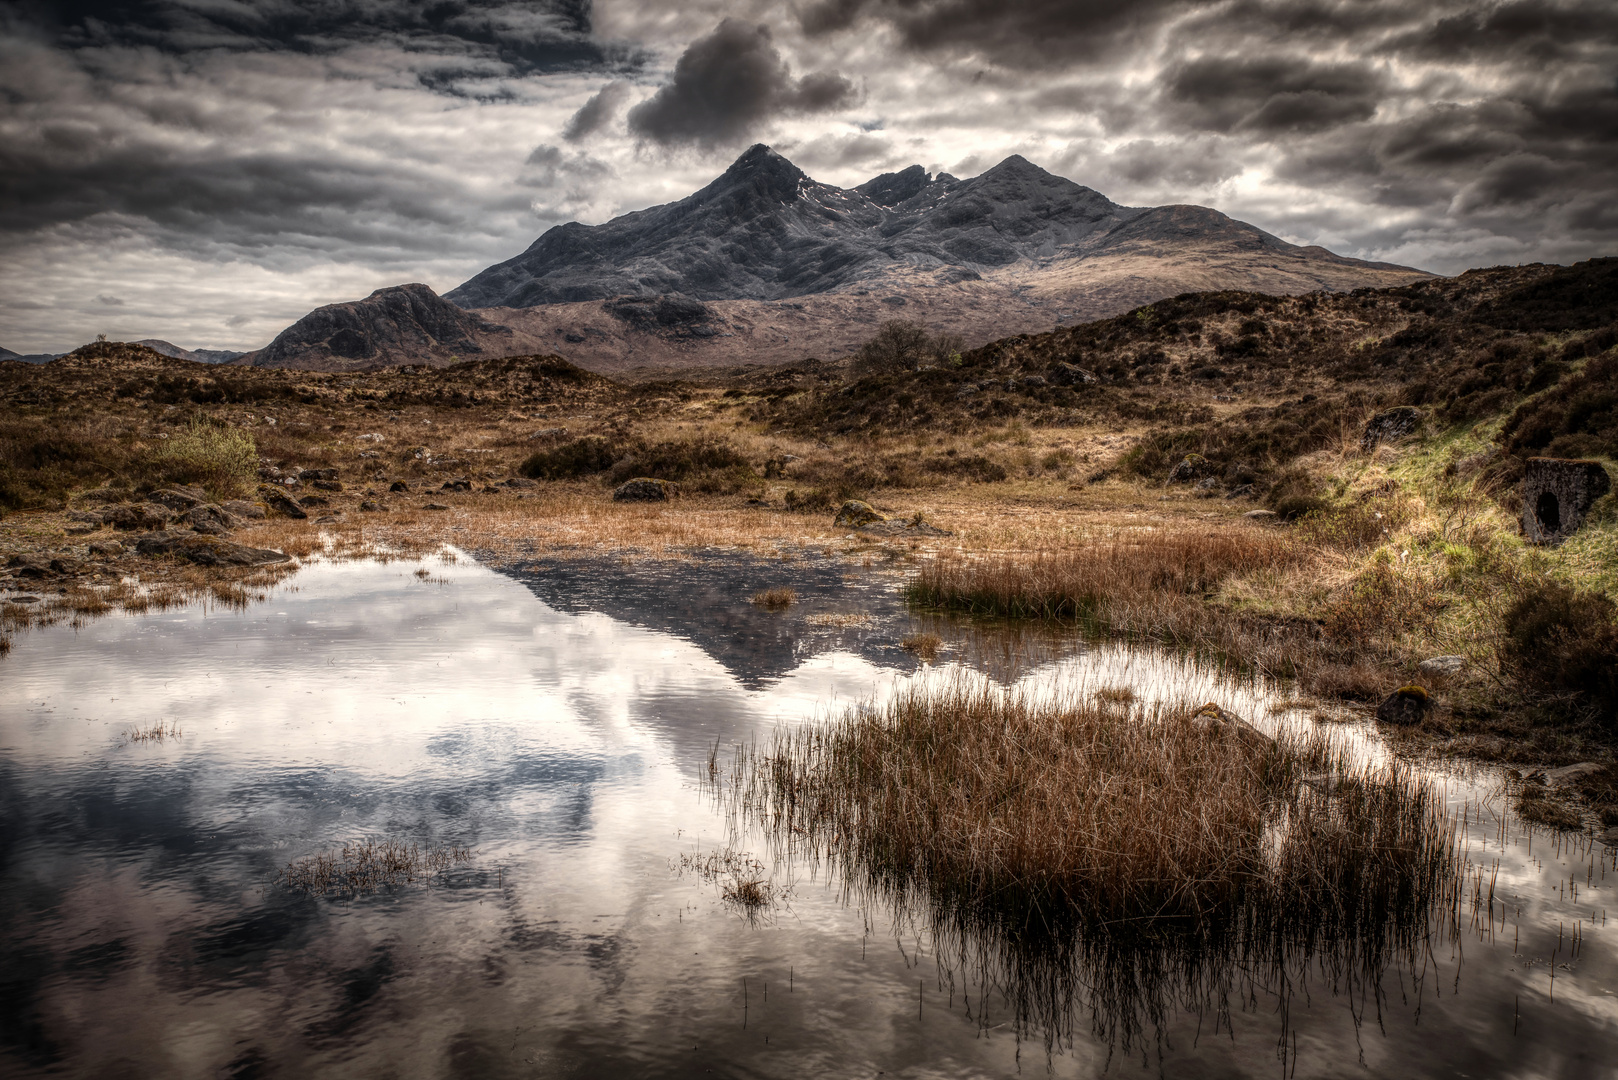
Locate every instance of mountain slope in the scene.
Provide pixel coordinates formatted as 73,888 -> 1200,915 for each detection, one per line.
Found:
236,283 -> 547,371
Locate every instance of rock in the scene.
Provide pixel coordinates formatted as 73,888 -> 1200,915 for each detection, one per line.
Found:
298,468 -> 338,483
1417,655 -> 1466,678
834,500 -> 886,527
1225,484 -> 1255,499
389,480 -> 411,492
359,500 -> 381,512
7,554 -> 54,577
88,540 -> 125,557
1243,509 -> 1277,521
134,531 -> 289,566
1021,374 -> 1047,388
298,495 -> 330,509
1168,454 -> 1210,483
424,502 -> 450,510
257,483 -> 309,519
1543,762 -> 1605,788
64,524 -> 98,535
103,503 -> 174,531
1375,685 -> 1431,725
175,504 -> 239,536
7,594 -> 43,603
1050,362 -> 1097,386
1188,703 -> 1275,752
612,477 -> 675,502
441,478 -> 473,493
48,556 -> 81,575
527,428 -> 568,441
1522,457 -> 1612,546
74,488 -> 127,506
314,515 -> 338,524
221,499 -> 266,520
400,446 -> 428,462
147,487 -> 205,511
1195,476 -> 1220,493
1360,406 -> 1422,451
311,479 -> 344,492
356,433 -> 385,443
502,477 -> 537,489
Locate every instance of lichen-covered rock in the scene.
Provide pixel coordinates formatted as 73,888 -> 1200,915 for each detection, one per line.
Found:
1360,406 -> 1422,451
147,487 -> 206,511
1417,655 -> 1465,678
612,477 -> 675,502
1375,685 -> 1431,725
257,483 -> 308,520
1168,454 -> 1210,483
833,500 -> 886,527
103,503 -> 174,531
177,504 -> 239,536
1188,703 -> 1275,752
441,478 -> 473,493
221,499 -> 266,520
87,540 -> 125,558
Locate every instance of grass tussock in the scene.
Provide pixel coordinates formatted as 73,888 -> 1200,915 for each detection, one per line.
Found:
750,586 -> 796,610
907,527 -> 1303,620
720,678 -> 1461,1051
275,838 -> 474,896
900,632 -> 943,661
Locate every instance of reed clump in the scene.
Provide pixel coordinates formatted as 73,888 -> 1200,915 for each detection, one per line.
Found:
750,586 -> 796,610
720,677 -> 1460,1050
906,528 -> 1304,621
275,838 -> 474,896
900,631 -> 942,661
126,720 -> 181,742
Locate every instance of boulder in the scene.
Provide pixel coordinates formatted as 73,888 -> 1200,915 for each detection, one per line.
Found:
7,554 -> 54,577
612,477 -> 675,502
177,504 -> 239,536
299,468 -> 338,483
441,478 -> 473,493
298,495 -> 330,509
65,510 -> 106,528
1021,374 -> 1048,388
1050,363 -> 1097,386
147,487 -> 205,511
87,540 -> 125,558
221,499 -> 266,520
133,531 -> 289,566
103,503 -> 173,531
1188,703 -> 1275,752
1167,454 -> 1210,484
74,488 -> 127,506
359,500 -> 381,512
1417,655 -> 1466,679
389,480 -> 411,493
834,500 -> 886,527
256,483 -> 309,519
1360,406 -> 1422,451
1375,685 -> 1431,725
1521,457 -> 1612,546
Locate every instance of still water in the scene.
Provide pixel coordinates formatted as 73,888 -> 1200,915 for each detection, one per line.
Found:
1,552 -> 1615,1077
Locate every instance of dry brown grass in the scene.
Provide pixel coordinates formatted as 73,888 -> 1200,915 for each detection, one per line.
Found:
275,838 -> 474,896
718,676 -> 1462,1051
676,847 -> 784,920
750,586 -> 796,610
900,631 -> 943,661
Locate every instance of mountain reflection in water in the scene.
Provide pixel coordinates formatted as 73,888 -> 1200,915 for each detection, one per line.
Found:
0,553 -> 1614,1078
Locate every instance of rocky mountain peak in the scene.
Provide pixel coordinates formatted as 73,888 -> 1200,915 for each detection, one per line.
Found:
856,164 -> 932,207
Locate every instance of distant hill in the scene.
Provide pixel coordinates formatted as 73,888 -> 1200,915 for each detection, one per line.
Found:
248,147 -> 1431,373
0,345 -> 63,364
233,283 -> 548,371
133,339 -> 245,364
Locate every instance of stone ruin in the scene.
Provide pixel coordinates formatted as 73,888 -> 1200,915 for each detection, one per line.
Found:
1522,457 -> 1612,545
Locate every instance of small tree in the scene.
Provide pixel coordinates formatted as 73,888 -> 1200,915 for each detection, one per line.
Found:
855,320 -> 933,374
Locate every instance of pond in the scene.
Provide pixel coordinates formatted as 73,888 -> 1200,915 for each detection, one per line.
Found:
1,551 -> 1614,1077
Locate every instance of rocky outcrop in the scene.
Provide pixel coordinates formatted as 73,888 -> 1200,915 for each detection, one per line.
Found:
1360,407 -> 1423,451
1522,457 -> 1612,545
833,500 -> 886,527
238,284 -> 540,372
257,484 -> 308,519
133,532 -> 289,566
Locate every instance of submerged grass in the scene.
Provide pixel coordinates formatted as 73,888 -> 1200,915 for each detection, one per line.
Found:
749,585 -> 797,610
275,838 -> 474,896
718,676 -> 1462,1052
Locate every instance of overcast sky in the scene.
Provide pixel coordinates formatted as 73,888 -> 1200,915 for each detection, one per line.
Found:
2,0 -> 1613,353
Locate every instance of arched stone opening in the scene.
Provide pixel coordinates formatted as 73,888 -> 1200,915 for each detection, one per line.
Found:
1536,490 -> 1562,535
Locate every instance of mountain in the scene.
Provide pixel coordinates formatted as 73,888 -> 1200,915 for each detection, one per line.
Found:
0,345 -> 62,364
234,283 -> 548,371
247,148 -> 1430,374
133,339 -> 245,364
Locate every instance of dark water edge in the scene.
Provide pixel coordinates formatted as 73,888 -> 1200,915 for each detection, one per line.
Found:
1,552 -> 1615,1077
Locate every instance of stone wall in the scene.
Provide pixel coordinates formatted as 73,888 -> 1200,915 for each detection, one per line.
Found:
1522,457 -> 1612,545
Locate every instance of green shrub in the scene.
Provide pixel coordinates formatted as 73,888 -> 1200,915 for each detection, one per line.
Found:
1502,583 -> 1618,724
145,418 -> 257,496
519,436 -> 621,480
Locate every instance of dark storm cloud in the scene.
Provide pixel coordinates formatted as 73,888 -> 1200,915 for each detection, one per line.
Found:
626,19 -> 856,148
563,80 -> 631,140
1163,56 -> 1385,134
22,0 -> 618,80
798,0 -> 1185,64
